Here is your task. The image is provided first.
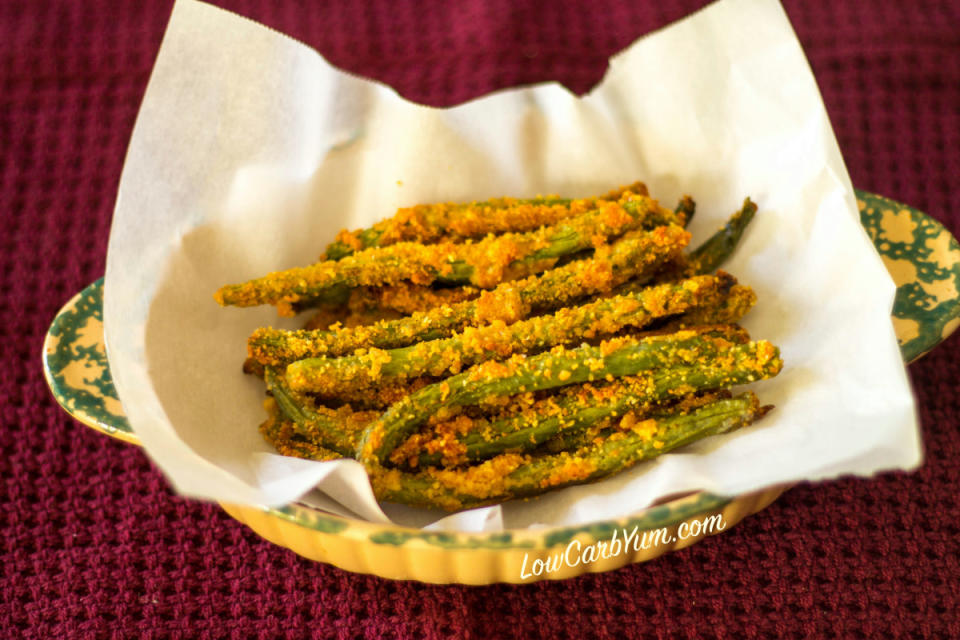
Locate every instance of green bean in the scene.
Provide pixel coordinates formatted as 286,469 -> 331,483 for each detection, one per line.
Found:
689,198 -> 757,274
263,391 -> 772,512
323,182 -> 649,259
355,328 -> 779,469
676,195 -> 696,227
401,351 -> 777,468
654,283 -> 756,331
248,224 -> 690,366
371,393 -> 770,511
259,404 -> 344,462
285,273 -> 738,395
215,194 -> 677,308
264,367 -> 371,456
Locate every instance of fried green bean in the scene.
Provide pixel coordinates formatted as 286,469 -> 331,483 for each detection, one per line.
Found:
291,282 -> 482,318
310,376 -> 438,412
285,273 -> 739,395
537,390 -> 731,454
323,182 -> 649,260
688,198 -> 757,274
259,400 -> 344,462
355,328 -> 780,469
215,193 -> 678,308
264,367 -> 375,455
394,350 -> 780,468
371,393 -> 770,511
248,224 -> 690,366
348,283 -> 480,314
676,195 -> 696,227
655,283 -> 757,330
263,391 -> 771,512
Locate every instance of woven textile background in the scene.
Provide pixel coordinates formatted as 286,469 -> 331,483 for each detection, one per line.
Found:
2,0 -> 958,637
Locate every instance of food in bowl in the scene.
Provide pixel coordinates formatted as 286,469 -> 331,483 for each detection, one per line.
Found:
215,182 -> 781,511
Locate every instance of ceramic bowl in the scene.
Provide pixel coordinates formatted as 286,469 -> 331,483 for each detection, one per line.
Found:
43,191 -> 960,584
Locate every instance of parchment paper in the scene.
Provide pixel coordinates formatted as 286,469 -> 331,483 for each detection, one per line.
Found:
103,0 -> 921,531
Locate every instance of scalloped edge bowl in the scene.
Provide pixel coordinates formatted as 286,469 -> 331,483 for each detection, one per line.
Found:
43,191 -> 960,583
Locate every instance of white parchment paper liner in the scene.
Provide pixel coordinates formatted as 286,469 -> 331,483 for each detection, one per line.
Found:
104,0 -> 921,532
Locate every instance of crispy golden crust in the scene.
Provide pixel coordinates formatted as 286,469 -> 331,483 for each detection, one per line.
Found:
329,181 -> 650,253
348,283 -> 480,315
227,185 -> 778,512
215,191 -> 669,308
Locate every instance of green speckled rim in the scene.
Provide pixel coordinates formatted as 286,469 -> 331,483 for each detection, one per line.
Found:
42,280 -> 138,445
857,191 -> 960,362
42,190 -> 960,557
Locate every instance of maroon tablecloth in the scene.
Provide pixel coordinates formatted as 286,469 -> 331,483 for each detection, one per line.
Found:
3,1 -> 958,637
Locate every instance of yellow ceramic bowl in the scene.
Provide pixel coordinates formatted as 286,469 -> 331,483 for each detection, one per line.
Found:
43,191 -> 960,584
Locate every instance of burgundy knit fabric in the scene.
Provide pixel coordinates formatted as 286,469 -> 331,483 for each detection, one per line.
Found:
2,1 -> 959,638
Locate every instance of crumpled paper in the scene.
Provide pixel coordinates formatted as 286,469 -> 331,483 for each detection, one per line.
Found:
103,0 -> 921,532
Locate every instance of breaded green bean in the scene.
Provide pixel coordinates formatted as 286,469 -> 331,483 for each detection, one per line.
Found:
688,198 -> 757,274
538,390 -> 731,454
285,273 -> 739,395
264,367 -> 374,455
291,282 -> 482,318
655,284 -> 757,331
394,349 -> 779,468
323,182 -> 649,259
355,328 -> 780,469
371,393 -> 770,511
259,399 -> 344,462
215,193 -> 677,308
248,224 -> 690,366
264,392 -> 772,512
676,195 -> 696,227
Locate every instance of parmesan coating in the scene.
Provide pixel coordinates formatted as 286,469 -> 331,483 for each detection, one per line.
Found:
389,351 -> 773,470
355,329 -> 781,469
348,283 -> 480,315
228,186 -> 781,513
215,192 -> 671,308
247,224 -> 690,367
302,306 -> 350,331
285,273 -> 738,395
324,181 -> 651,259
368,393 -> 767,511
